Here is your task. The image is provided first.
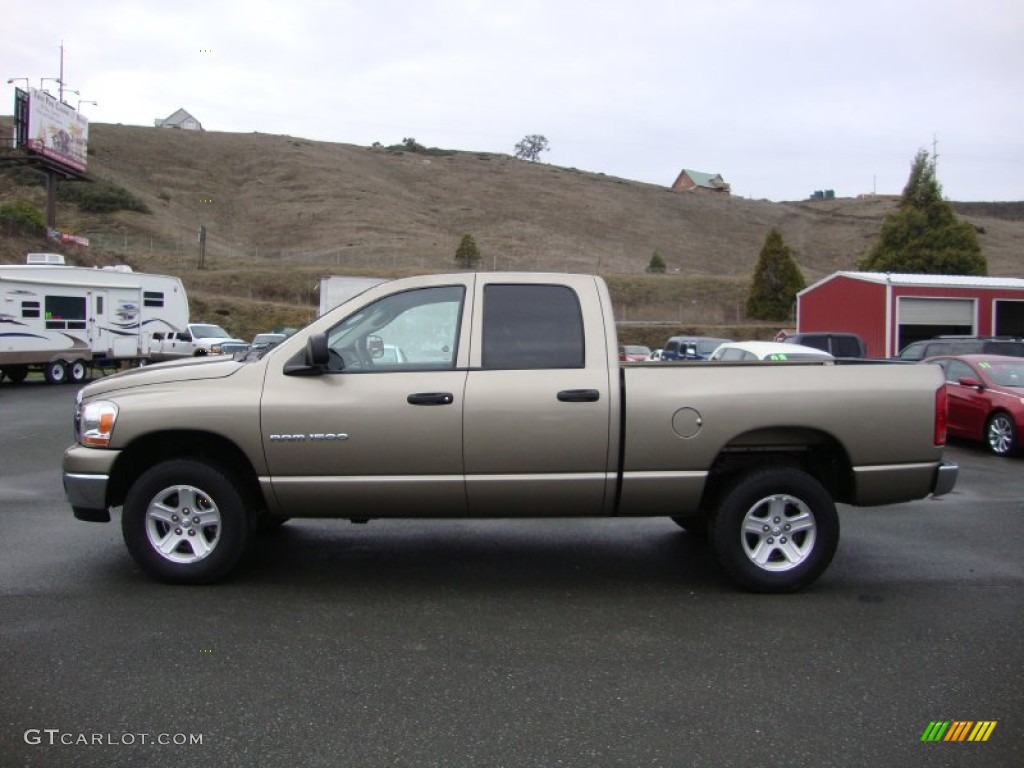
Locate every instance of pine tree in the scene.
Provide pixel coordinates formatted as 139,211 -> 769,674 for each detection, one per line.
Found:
646,250 -> 666,274
746,228 -> 806,320
454,234 -> 482,269
859,149 -> 986,275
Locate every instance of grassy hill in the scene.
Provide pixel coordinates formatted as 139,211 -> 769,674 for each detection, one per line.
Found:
2,120 -> 1022,345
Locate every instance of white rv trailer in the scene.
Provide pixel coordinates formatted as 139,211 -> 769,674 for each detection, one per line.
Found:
0,258 -> 189,384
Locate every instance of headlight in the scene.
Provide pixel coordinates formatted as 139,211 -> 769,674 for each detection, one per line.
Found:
78,400 -> 119,447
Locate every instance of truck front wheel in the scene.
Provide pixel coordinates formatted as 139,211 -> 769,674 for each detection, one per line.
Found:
710,468 -> 839,593
122,459 -> 251,584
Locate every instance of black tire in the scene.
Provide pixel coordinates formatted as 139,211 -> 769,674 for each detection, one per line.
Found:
710,468 -> 839,593
670,514 -> 708,538
3,365 -> 28,383
44,360 -> 67,384
985,412 -> 1017,457
122,459 -> 252,584
66,359 -> 88,384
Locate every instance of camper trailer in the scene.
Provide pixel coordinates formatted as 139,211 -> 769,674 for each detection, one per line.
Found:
0,258 -> 189,384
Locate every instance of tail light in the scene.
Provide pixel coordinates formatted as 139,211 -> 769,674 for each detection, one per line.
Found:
934,384 -> 948,446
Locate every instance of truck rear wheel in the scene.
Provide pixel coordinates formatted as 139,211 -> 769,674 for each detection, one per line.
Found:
122,459 -> 251,584
44,360 -> 68,384
710,468 -> 839,593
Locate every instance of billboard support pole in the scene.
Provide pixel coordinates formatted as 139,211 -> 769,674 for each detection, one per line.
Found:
45,170 -> 57,229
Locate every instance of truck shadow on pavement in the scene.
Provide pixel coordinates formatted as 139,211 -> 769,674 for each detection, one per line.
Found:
234,519 -> 730,594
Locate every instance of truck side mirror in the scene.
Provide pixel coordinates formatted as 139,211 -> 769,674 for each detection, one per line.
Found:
307,333 -> 330,367
284,333 -> 331,377
367,334 -> 384,359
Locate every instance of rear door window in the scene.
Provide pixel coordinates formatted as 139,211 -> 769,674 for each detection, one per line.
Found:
797,335 -> 830,353
482,284 -> 584,369
983,341 -> 1024,356
832,336 -> 862,357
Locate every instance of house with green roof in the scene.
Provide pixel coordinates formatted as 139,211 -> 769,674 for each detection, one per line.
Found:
671,168 -> 731,195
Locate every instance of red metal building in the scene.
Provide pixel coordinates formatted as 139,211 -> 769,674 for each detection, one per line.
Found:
796,272 -> 1024,357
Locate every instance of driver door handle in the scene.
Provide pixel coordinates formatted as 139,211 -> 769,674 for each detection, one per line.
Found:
557,389 -> 601,403
407,392 -> 455,406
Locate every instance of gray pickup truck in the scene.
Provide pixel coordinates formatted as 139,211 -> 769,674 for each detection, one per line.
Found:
63,273 -> 957,592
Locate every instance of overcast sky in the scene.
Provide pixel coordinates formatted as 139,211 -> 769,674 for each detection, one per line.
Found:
5,0 -> 1023,201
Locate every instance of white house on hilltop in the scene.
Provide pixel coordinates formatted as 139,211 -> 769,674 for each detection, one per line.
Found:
154,108 -> 203,131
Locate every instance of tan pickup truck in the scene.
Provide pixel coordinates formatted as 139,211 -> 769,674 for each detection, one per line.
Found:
63,273 -> 957,592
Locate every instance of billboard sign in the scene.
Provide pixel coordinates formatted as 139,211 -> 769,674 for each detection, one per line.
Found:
25,87 -> 88,173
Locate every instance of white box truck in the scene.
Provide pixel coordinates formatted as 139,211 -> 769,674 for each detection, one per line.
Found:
318,275 -> 387,317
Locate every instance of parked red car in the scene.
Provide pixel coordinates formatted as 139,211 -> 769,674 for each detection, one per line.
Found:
924,354 -> 1024,456
618,345 -> 651,362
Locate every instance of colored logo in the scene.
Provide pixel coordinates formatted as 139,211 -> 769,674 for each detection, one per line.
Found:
921,721 -> 997,742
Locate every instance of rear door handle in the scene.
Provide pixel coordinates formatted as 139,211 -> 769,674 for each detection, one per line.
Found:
557,389 -> 601,403
407,392 -> 455,406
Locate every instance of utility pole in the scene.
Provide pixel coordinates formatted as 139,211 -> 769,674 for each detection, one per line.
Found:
198,225 -> 207,269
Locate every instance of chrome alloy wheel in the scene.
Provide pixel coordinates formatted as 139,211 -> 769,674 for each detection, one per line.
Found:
144,484 -> 222,564
740,494 -> 817,572
987,413 -> 1015,456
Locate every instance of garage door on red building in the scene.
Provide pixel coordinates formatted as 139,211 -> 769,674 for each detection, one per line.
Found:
994,300 -> 1024,336
897,297 -> 975,349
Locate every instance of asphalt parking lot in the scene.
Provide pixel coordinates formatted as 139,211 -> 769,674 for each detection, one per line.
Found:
0,379 -> 1021,767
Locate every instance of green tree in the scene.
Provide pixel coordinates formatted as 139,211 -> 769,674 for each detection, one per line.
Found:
454,234 -> 482,269
646,250 -> 666,274
514,134 -> 549,162
859,149 -> 986,275
746,228 -> 806,320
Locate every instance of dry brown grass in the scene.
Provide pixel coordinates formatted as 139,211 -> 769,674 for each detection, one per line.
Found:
2,119 -> 1021,342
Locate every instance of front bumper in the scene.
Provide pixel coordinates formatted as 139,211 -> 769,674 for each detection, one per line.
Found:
63,472 -> 111,522
63,471 -> 109,510
63,444 -> 119,522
